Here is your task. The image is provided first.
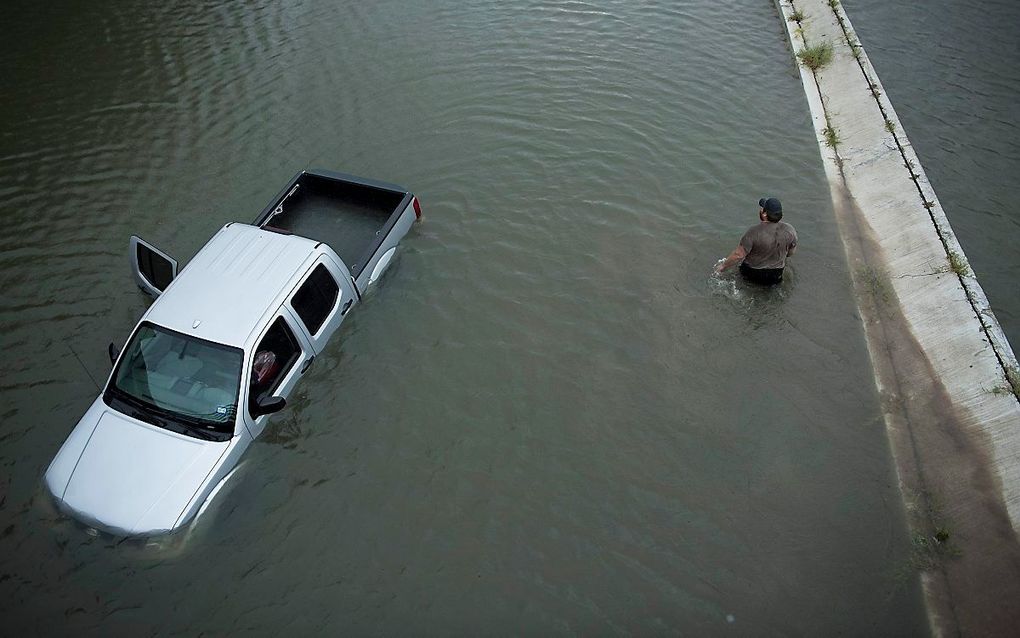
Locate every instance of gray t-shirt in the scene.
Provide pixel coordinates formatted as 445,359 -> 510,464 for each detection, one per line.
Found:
739,221 -> 798,269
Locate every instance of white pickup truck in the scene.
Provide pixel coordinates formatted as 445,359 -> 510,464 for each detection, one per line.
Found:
45,169 -> 421,537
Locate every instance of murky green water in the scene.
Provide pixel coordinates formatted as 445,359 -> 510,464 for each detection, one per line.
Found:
0,0 -> 927,634
845,0 -> 1020,347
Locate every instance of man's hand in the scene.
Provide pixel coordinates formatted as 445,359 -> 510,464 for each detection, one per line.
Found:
715,245 -> 747,273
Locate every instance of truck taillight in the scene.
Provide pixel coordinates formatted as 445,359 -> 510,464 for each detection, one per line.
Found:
412,196 -> 422,220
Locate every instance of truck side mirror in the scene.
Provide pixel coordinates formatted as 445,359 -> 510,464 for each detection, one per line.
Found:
108,343 -> 121,365
254,395 -> 286,417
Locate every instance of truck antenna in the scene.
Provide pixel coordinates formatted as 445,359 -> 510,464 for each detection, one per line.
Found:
66,342 -> 101,392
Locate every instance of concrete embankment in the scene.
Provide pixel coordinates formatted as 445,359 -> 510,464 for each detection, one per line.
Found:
774,0 -> 1020,634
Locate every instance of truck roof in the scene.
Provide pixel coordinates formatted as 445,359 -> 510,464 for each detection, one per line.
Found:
145,224 -> 317,348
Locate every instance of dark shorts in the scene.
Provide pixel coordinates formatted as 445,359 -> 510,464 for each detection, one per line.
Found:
740,262 -> 784,285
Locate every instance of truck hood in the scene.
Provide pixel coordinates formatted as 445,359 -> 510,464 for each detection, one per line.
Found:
50,407 -> 228,536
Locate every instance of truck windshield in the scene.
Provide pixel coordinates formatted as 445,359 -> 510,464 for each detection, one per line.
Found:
107,322 -> 242,438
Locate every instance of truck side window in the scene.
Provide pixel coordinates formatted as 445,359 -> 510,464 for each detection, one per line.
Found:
291,264 -> 340,335
249,317 -> 300,417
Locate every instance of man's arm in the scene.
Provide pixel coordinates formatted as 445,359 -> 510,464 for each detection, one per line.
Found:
715,244 -> 747,273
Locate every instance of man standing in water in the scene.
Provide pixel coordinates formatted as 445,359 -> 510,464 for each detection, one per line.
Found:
714,197 -> 798,285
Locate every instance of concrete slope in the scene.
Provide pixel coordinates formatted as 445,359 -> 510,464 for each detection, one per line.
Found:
775,0 -> 1020,635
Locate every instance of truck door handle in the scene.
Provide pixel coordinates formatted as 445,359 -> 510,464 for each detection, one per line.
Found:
341,299 -> 354,315
300,356 -> 314,373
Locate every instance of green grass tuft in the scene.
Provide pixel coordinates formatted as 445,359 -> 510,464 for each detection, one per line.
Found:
892,489 -> 962,585
1006,366 -> 1020,399
823,126 -> 840,149
907,529 -> 961,572
948,251 -> 970,277
788,9 -> 805,22
797,42 -> 834,70
856,265 -> 890,305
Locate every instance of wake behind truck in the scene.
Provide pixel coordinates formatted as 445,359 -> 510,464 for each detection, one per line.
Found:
45,169 -> 421,536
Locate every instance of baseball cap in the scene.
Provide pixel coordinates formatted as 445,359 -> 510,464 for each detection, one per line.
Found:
758,197 -> 783,214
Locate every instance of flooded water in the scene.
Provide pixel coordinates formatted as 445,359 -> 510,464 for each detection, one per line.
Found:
844,0 -> 1020,347
1,0 -> 928,634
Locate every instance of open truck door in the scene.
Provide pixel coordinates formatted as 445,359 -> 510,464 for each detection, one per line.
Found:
130,235 -> 178,298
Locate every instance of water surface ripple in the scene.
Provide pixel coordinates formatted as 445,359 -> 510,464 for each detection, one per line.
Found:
0,0 -> 926,634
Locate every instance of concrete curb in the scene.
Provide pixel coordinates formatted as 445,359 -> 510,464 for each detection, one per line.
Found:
777,1 -> 1019,397
779,1 -> 1018,384
827,1 -> 1019,387
775,0 -> 1020,634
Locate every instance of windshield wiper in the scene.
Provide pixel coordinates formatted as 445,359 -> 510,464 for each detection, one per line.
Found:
159,410 -> 227,440
177,420 -> 218,441
146,405 -> 224,441
106,390 -> 164,427
142,409 -> 218,441
122,405 -> 173,432
107,386 -> 149,412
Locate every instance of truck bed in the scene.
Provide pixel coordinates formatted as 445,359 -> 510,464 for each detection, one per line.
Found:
255,170 -> 411,278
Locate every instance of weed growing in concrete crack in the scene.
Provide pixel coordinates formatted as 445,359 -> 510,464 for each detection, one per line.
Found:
1005,366 -> 1020,399
788,8 -> 805,22
885,120 -> 896,134
948,251 -> 970,277
856,265 -> 891,305
849,40 -> 862,59
907,528 -> 961,571
922,199 -> 934,210
797,42 -> 833,70
828,0 -> 840,10
822,126 -> 840,149
903,158 -> 919,179
892,489 -> 962,586
869,83 -> 882,99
